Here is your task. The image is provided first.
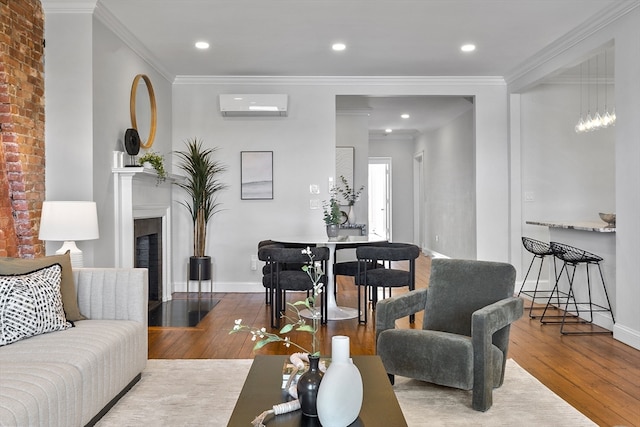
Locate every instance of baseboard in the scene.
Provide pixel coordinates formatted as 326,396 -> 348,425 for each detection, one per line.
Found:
421,248 -> 449,259
174,281 -> 263,293
613,323 -> 640,350
516,279 -> 552,303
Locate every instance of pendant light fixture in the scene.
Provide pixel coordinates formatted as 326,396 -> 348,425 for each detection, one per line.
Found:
575,47 -> 616,133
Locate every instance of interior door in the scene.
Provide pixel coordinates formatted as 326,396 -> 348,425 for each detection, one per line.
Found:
368,158 -> 391,240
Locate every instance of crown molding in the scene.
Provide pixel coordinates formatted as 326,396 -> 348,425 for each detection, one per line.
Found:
369,129 -> 420,142
93,2 -> 174,82
505,1 -> 639,85
41,0 -> 97,13
336,108 -> 372,116
544,76 -> 615,85
173,75 -> 505,86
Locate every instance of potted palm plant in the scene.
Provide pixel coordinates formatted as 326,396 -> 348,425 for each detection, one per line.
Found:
174,138 -> 228,282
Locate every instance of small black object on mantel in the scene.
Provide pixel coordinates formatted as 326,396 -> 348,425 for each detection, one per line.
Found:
123,128 -> 141,166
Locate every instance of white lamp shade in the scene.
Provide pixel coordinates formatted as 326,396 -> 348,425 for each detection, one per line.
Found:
39,201 -> 99,241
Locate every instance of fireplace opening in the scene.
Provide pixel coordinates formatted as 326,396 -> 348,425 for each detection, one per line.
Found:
134,218 -> 163,311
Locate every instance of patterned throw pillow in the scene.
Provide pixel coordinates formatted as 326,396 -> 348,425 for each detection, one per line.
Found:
0,251 -> 86,321
0,264 -> 72,346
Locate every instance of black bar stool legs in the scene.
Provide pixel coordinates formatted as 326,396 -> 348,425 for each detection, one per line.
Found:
519,237 -> 558,318
540,241 -> 615,335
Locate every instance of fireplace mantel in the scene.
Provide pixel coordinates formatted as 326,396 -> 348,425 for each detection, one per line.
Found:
113,167 -> 181,301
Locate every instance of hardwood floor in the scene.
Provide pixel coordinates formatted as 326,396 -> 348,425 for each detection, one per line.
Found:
148,255 -> 639,427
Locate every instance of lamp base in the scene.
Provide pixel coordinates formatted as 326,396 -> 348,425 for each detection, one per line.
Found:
55,241 -> 84,268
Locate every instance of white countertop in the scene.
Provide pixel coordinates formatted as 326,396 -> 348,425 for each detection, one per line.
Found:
526,220 -> 616,233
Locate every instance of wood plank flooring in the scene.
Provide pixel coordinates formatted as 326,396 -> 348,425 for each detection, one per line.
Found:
148,255 -> 639,427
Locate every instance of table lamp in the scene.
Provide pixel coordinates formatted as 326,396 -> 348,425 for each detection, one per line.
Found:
38,201 -> 100,268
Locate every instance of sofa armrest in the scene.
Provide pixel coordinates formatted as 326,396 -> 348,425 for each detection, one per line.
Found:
74,268 -> 148,325
375,288 -> 427,342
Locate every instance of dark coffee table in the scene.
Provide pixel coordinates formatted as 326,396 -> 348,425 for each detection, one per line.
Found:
227,355 -> 407,426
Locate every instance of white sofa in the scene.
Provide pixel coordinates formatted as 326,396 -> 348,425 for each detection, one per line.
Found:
0,268 -> 148,427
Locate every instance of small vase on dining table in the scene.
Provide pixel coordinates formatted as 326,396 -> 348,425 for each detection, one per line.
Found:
326,223 -> 339,238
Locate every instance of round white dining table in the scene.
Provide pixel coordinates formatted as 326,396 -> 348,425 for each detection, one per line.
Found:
271,234 -> 387,320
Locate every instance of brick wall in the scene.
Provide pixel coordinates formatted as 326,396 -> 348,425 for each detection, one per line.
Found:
0,0 -> 45,258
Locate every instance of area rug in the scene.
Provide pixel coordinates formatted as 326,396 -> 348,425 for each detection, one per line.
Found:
96,359 -> 596,426
148,298 -> 220,327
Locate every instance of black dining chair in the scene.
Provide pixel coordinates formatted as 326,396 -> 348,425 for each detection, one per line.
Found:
260,246 -> 330,328
258,240 -> 317,306
257,240 -> 285,305
334,243 -> 385,301
356,242 -> 420,324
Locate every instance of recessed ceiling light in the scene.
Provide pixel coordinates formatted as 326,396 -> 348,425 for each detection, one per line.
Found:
195,41 -> 210,49
385,129 -> 393,133
401,114 -> 410,119
332,43 -> 346,51
461,44 -> 476,53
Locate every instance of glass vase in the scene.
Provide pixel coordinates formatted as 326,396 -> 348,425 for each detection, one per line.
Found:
296,355 -> 323,417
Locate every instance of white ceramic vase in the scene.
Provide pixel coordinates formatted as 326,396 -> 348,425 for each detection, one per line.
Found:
348,205 -> 356,225
317,335 -> 363,427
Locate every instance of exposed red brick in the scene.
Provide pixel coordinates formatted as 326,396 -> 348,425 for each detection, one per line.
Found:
0,0 -> 44,258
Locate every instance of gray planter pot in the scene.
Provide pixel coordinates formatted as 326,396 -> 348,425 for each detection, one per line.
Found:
326,224 -> 339,238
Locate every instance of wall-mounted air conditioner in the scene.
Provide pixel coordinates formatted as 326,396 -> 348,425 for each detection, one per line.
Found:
219,94 -> 288,117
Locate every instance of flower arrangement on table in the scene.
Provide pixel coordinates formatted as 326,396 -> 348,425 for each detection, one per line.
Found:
230,247 -> 325,425
336,175 -> 364,206
230,246 -> 324,356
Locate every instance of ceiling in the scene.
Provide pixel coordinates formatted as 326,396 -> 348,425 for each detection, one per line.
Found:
97,0 -> 624,135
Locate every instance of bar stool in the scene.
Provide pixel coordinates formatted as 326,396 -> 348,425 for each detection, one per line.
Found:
540,241 -> 615,335
518,237 -> 558,318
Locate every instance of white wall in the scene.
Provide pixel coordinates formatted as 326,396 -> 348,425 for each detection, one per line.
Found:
43,11 -> 95,260
520,83 -> 615,240
91,17 -> 173,267
336,111 -> 369,229
509,6 -> 640,349
415,107 -> 476,259
369,137 -> 415,244
611,8 -> 640,349
172,82 -> 337,291
43,7 -> 514,307
171,78 -> 510,292
44,6 -> 173,268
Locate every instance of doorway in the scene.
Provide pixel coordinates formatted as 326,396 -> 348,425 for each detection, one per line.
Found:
413,151 -> 424,249
368,157 -> 391,240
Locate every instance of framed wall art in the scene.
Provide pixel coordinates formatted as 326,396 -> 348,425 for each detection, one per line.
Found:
241,151 -> 273,200
336,146 -> 355,203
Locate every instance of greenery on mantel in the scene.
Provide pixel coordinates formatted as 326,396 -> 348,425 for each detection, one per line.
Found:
138,151 -> 167,184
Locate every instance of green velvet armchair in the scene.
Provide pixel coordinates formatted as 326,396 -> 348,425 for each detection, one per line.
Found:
375,258 -> 524,411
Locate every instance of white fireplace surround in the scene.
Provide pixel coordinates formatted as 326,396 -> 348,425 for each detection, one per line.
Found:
113,167 -> 176,302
